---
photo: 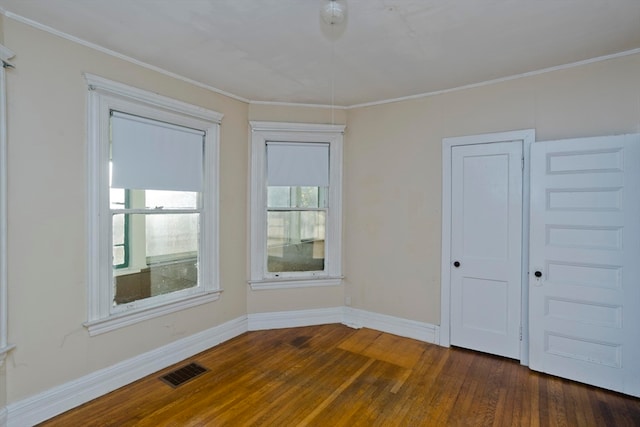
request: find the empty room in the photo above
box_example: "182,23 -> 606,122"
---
0,1 -> 638,425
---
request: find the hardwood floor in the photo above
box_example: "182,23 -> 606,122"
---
39,324 -> 640,426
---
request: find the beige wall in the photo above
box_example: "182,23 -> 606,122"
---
344,53 -> 640,325
3,12 -> 640,412
4,19 -> 248,402
248,103 -> 346,125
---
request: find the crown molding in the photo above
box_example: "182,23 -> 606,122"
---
1,10 -> 249,103
2,9 -> 640,110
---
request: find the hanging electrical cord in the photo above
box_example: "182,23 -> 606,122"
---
320,0 -> 347,125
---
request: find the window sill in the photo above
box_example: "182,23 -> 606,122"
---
249,276 -> 343,291
84,290 -> 222,336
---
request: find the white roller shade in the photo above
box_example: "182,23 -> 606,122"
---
111,111 -> 204,191
267,142 -> 329,187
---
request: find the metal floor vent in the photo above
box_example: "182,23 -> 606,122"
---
160,362 -> 208,388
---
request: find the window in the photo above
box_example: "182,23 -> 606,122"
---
249,122 -> 344,290
85,74 -> 223,335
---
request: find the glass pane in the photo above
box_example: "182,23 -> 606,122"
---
267,186 -> 326,208
146,213 -> 199,260
110,189 -> 198,210
114,259 -> 198,305
297,187 -> 321,208
145,190 -> 198,209
113,212 -> 199,305
267,187 -> 291,208
113,245 -> 125,266
267,210 -> 325,272
112,214 -> 125,245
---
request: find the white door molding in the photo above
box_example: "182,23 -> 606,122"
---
440,129 -> 534,364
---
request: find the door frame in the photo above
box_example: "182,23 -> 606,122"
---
440,129 -> 535,365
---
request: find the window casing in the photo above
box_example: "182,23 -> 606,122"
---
85,74 -> 222,335
0,45 -> 15,361
249,121 -> 344,290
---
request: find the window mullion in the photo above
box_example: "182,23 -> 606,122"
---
111,208 -> 201,215
266,207 -> 327,212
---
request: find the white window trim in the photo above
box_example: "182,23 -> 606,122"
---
0,44 -> 15,362
84,74 -> 223,336
249,121 -> 344,290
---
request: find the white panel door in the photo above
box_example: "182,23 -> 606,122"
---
450,141 -> 523,359
529,134 -> 640,397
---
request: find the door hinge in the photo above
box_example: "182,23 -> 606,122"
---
521,157 -> 525,170
519,326 -> 523,341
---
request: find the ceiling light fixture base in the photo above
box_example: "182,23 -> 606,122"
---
320,0 -> 347,26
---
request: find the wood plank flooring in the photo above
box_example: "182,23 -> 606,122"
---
39,324 -> 640,426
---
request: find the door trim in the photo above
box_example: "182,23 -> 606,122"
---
440,129 -> 534,364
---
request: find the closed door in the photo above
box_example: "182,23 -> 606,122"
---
450,141 -> 523,359
529,134 -> 640,397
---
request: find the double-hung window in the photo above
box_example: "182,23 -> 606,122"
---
85,75 -> 222,335
249,122 -> 344,289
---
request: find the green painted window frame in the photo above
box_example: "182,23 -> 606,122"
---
113,189 -> 130,269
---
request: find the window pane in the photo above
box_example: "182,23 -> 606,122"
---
297,187 -> 322,208
267,186 -> 326,208
113,245 -> 125,266
267,210 -> 325,272
113,212 -> 199,305
146,213 -> 199,260
267,187 -> 291,208
112,213 -> 128,268
112,214 -> 125,245
114,259 -> 198,305
145,190 -> 198,209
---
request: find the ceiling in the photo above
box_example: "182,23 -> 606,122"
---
1,0 -> 639,107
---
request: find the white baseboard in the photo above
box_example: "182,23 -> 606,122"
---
6,316 -> 248,427
343,307 -> 440,344
248,307 -> 344,330
248,306 -> 439,344
6,307 -> 439,426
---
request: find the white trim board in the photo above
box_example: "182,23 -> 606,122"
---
440,129 -> 534,366
6,317 -> 248,427
0,45 -> 14,364
6,308 -> 439,426
248,307 -> 345,331
248,307 -> 439,344
343,308 -> 439,344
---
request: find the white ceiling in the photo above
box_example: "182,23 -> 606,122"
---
1,0 -> 639,107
